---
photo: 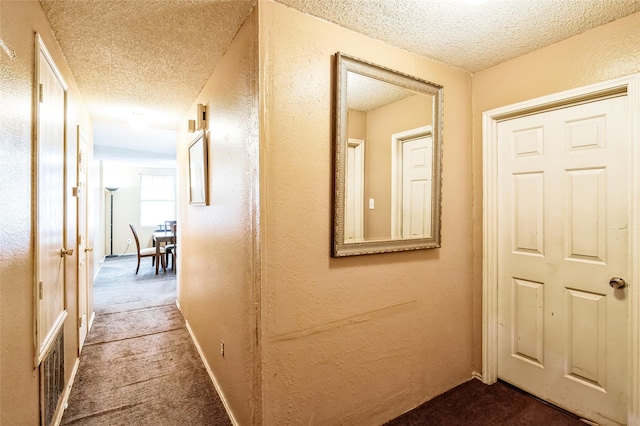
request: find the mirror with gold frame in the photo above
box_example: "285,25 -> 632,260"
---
333,53 -> 443,257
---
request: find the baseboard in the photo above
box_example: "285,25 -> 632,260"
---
181,313 -> 238,426
52,356 -> 80,426
471,371 -> 484,382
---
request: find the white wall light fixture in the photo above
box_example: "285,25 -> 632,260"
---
130,111 -> 147,131
0,7 -> 16,59
196,103 -> 207,130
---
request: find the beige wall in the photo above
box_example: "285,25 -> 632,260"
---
176,7 -> 259,426
347,109 -> 367,141
470,11 -> 640,372
259,2 -> 473,424
0,0 -> 92,424
102,163 -> 176,257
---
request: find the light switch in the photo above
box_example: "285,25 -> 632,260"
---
369,198 -> 375,209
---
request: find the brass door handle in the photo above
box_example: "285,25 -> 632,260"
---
85,247 -> 93,253
60,248 -> 74,257
609,277 -> 627,289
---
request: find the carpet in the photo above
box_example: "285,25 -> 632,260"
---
61,256 -> 231,426
92,255 -> 177,314
385,379 -> 585,426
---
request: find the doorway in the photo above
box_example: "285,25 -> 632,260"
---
391,125 -> 433,239
345,138 -> 364,242
35,33 -> 69,426
482,74 -> 640,425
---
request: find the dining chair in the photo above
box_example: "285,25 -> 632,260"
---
129,224 -> 165,274
165,223 -> 177,271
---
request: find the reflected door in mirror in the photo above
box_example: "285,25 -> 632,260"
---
345,138 -> 364,243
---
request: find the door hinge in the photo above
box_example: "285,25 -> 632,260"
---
38,281 -> 43,300
72,186 -> 79,197
39,84 -> 44,103
79,316 -> 83,327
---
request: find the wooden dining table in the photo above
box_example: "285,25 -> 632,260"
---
152,230 -> 175,274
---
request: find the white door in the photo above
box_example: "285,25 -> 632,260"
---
77,128 -> 89,351
497,95 -> 629,424
401,135 -> 432,238
36,36 -> 68,361
345,138 -> 364,242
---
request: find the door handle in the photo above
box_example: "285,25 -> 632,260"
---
609,277 -> 627,290
60,248 -> 74,257
85,247 -> 93,253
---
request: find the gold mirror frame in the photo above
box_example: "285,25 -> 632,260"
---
333,53 -> 443,257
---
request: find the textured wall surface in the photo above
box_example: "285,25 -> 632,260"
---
259,3 -> 473,424
0,4 -> 39,424
176,7 -> 259,426
0,1 -> 92,424
470,10 -> 640,376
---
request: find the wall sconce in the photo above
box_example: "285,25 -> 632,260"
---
0,8 -> 16,60
0,38 -> 15,60
187,104 -> 207,132
197,103 -> 207,130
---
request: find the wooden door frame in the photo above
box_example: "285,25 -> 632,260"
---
481,74 -> 640,423
77,125 -> 89,352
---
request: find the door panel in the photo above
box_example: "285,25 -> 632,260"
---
512,172 -> 544,254
36,43 -> 67,359
401,136 -> 432,238
512,278 -> 544,366
565,289 -> 606,389
497,96 -> 628,424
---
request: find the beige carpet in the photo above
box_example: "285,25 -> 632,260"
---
61,256 -> 231,426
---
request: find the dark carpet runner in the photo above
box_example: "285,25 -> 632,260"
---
386,378 -> 585,426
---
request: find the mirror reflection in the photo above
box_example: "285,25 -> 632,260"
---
333,53 -> 443,257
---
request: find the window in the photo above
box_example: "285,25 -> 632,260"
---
140,174 -> 175,227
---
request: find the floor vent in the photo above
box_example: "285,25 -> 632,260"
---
40,330 -> 65,426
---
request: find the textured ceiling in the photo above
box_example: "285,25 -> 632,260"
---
38,0 -> 640,159
39,0 -> 256,132
347,72 -> 417,112
277,0 -> 640,73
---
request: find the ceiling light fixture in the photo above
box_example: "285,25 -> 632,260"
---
130,111 -> 147,130
0,8 -> 16,59
0,38 -> 15,59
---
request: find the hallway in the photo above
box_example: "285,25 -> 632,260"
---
63,257 -> 588,426
61,256 -> 230,425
